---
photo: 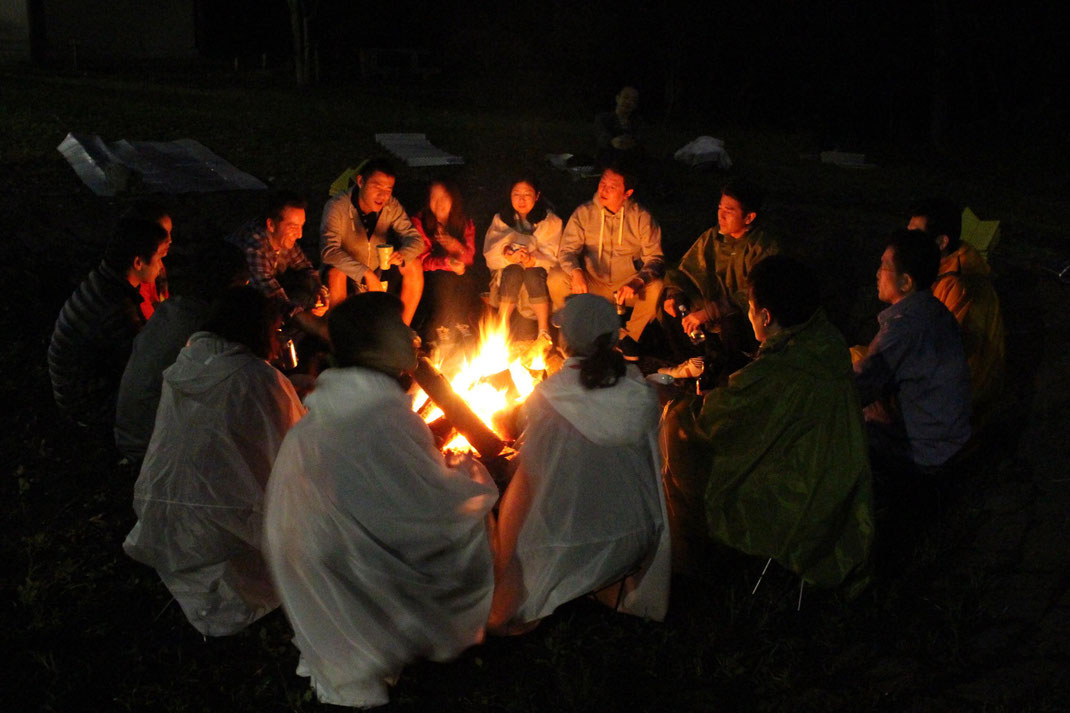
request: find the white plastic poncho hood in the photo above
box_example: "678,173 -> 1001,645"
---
264,367 -> 498,709
491,358 -> 670,627
123,332 -> 305,636
537,357 -> 659,444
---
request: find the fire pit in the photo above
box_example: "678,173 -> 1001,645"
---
411,318 -> 554,461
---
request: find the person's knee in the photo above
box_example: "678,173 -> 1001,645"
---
327,267 -> 351,305
501,263 -> 523,285
399,257 -> 424,290
637,278 -> 664,305
399,256 -> 424,277
546,267 -> 572,309
327,266 -> 346,286
523,267 -> 549,297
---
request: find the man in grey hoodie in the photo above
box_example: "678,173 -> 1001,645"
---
552,163 -> 665,341
320,158 -> 425,325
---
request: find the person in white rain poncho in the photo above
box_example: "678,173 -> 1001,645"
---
264,292 -> 498,709
489,293 -> 670,634
124,287 -> 305,636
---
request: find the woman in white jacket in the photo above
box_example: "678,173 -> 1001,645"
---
483,176 -> 563,342
489,294 -> 670,633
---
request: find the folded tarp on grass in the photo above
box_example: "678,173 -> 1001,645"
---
58,132 -> 267,196
374,132 -> 463,167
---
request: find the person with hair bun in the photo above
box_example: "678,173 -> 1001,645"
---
489,294 -> 669,634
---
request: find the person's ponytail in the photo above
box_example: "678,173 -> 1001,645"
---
578,333 -> 626,389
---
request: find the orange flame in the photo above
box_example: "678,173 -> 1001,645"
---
414,316 -> 547,453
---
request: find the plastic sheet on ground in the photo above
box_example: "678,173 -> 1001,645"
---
819,150 -> 877,169
674,136 -> 732,170
374,132 -> 464,167
57,132 -> 267,196
545,152 -> 599,179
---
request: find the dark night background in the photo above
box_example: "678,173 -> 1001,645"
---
4,2 -> 1070,711
12,0 -> 1070,147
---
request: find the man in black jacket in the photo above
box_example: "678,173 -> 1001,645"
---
48,217 -> 170,427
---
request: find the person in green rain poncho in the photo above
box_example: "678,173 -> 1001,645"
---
659,179 -> 779,378
662,255 -> 874,596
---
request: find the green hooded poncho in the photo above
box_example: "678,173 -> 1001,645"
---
665,224 -> 779,316
663,309 -> 875,597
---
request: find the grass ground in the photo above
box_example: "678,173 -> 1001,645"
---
3,66 -> 1070,712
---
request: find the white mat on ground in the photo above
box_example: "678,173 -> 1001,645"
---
58,132 -> 267,196
674,136 -> 732,170
374,133 -> 464,167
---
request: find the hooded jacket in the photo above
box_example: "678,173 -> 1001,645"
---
932,242 -> 1005,423
666,223 -> 779,316
123,332 -> 305,636
484,210 -> 563,274
492,359 -> 670,627
483,209 -> 564,312
664,310 -> 874,596
114,295 -> 209,462
559,195 -> 664,288
320,188 -> 422,283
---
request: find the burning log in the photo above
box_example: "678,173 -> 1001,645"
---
478,368 -> 519,401
414,356 -> 505,458
426,415 -> 456,450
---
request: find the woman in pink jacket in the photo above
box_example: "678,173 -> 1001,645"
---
411,178 -> 478,335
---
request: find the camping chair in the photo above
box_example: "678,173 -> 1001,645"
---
329,159 -> 369,197
751,558 -> 806,612
960,207 -> 1000,262
591,564 -> 643,612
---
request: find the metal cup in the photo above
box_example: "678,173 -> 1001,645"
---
376,244 -> 394,271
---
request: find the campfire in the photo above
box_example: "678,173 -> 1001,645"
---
411,317 -> 552,458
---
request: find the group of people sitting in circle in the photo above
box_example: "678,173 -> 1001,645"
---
47,146 -> 1005,706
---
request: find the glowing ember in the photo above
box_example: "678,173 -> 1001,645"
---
413,316 -> 548,453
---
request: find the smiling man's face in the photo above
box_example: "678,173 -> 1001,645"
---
356,171 -> 396,214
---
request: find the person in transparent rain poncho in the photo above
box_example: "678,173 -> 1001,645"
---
489,293 -> 670,634
124,287 -> 305,636
264,292 -> 498,708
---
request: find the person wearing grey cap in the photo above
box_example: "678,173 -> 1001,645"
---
489,294 -> 670,634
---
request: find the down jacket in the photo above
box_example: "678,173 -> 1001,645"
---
48,260 -> 146,426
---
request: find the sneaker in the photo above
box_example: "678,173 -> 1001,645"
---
657,357 -> 705,379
